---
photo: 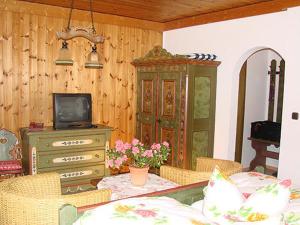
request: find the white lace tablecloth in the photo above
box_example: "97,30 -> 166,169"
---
97,173 -> 179,200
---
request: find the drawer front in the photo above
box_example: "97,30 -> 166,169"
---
37,134 -> 107,151
37,150 -> 105,168
61,179 -> 97,194
39,164 -> 105,182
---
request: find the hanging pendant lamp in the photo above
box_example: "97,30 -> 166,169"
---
55,40 -> 73,65
55,0 -> 104,68
85,44 -> 103,69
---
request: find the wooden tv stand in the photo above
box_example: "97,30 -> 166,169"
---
20,125 -> 112,194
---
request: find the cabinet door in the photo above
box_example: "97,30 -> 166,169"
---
136,72 -> 157,147
157,72 -> 181,166
188,66 -> 217,169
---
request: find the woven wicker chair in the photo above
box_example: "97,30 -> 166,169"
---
160,157 -> 242,185
0,172 -> 111,225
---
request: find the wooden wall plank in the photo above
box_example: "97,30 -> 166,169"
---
0,1 -> 162,143
12,12 -> 20,132
0,11 -> 3,128
3,11 -> 13,129
20,13 -> 30,128
29,14 -> 38,123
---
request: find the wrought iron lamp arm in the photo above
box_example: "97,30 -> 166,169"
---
56,0 -> 105,43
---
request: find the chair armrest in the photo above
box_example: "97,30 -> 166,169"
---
9,172 -> 62,196
0,190 -> 65,225
62,189 -> 111,207
160,165 -> 211,185
196,157 -> 243,176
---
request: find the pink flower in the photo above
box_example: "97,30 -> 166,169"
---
114,157 -> 123,168
134,209 -> 156,218
124,142 -> 132,150
107,159 -> 114,168
132,138 -> 139,146
162,141 -> 169,148
280,179 -> 292,188
115,140 -> 125,153
142,150 -> 153,158
132,146 -> 140,155
122,155 -> 128,161
242,192 -> 251,199
107,139 -> 170,169
155,143 -> 161,150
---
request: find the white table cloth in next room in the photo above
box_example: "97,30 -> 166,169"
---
97,173 -> 179,200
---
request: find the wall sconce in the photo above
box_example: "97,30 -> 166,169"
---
55,0 -> 104,68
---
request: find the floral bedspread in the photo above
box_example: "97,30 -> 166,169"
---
73,196 -> 214,225
74,172 -> 300,225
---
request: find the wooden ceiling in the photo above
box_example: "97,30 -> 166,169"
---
19,0 -> 300,30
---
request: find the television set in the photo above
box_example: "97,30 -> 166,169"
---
53,93 -> 92,129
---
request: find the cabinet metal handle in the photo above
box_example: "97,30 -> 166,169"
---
95,154 -> 100,158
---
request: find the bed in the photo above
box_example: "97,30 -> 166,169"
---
59,171 -> 300,225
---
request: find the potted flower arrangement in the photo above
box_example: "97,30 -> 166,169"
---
106,138 -> 170,186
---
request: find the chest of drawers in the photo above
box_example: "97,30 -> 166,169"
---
20,125 -> 112,194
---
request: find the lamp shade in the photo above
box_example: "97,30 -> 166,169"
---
55,41 -> 73,65
85,44 -> 103,69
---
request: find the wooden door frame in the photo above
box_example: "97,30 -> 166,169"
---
234,61 -> 247,162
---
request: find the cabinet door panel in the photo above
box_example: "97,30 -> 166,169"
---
157,72 -> 181,166
188,67 -> 217,169
140,122 -> 154,147
136,72 -> 157,146
192,131 -> 209,168
160,127 -> 176,166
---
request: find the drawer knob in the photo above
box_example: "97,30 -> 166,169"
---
95,154 -> 100,158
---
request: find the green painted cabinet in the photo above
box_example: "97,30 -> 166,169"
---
20,125 -> 112,194
132,46 -> 220,169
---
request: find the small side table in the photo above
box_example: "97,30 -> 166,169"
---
248,137 -> 279,171
97,173 -> 179,200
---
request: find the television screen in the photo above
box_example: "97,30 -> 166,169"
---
53,93 -> 92,129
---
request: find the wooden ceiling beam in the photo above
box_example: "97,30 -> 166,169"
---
164,0 -> 300,31
0,0 -> 164,32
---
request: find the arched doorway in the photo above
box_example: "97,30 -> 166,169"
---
234,48 -> 284,174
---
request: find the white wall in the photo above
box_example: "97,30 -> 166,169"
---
163,7 -> 300,184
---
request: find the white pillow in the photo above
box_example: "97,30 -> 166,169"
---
202,166 -> 291,224
238,179 -> 291,219
202,166 -> 245,221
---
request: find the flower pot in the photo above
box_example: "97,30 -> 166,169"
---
129,166 -> 149,186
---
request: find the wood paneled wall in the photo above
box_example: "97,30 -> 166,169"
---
0,0 -> 162,143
